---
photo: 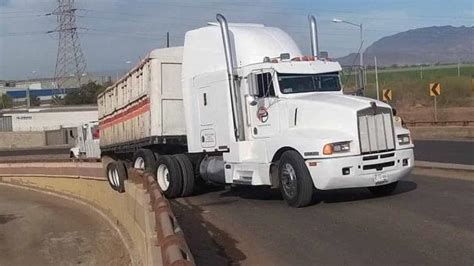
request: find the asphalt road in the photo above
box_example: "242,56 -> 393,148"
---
414,140 -> 474,165
0,185 -> 130,266
172,173 -> 474,266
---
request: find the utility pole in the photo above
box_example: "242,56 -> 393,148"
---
420,65 -> 423,79
458,62 -> 460,77
375,56 -> 380,101
51,0 -> 87,103
166,32 -> 170,48
26,70 -> 37,108
332,19 -> 364,92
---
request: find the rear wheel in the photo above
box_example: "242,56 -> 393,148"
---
155,155 -> 183,198
173,154 -> 195,197
106,162 -> 117,191
278,150 -> 314,208
368,181 -> 398,196
106,161 -> 127,193
133,149 -> 156,174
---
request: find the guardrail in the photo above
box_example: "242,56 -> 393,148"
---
129,169 -> 195,266
406,120 -> 474,127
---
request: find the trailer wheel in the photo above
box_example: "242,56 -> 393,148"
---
173,154 -> 195,197
114,160 -> 127,193
155,155 -> 183,198
368,181 -> 398,196
106,162 -> 118,191
278,150 -> 314,208
133,149 -> 156,173
106,161 -> 127,193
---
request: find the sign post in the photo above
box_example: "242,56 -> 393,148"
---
429,83 -> 441,122
375,56 -> 380,101
471,76 -> 474,93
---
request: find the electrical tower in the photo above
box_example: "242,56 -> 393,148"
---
52,0 -> 87,101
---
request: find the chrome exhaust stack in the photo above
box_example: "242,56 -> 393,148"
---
216,14 -> 236,76
308,15 -> 319,57
216,13 -> 244,141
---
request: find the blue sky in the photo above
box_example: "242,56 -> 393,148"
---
0,0 -> 473,80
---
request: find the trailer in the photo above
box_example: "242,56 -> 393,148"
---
99,14 -> 414,207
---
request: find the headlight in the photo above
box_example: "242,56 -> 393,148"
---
323,141 -> 351,155
397,134 -> 411,145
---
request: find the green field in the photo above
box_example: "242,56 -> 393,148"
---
341,64 -> 474,108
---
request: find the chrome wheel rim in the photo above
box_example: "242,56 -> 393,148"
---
134,157 -> 145,170
156,164 -> 170,191
281,163 -> 297,198
107,168 -> 114,186
113,168 -> 119,187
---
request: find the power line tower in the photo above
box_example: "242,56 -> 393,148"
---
51,0 -> 87,102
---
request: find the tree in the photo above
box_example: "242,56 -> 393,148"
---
64,81 -> 107,105
1,94 -> 13,109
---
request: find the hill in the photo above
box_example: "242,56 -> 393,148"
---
337,26 -> 474,66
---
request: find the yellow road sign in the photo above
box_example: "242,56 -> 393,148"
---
429,83 -> 441,96
382,89 -> 392,101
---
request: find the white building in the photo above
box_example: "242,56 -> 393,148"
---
0,105 -> 98,132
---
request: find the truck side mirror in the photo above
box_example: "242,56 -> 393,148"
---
248,73 -> 258,97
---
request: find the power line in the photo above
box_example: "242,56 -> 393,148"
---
79,3 -> 473,22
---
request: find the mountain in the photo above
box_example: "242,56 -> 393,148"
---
336,26 -> 474,66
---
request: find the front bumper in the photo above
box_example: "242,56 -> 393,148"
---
306,148 -> 414,190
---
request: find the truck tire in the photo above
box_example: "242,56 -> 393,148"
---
155,155 -> 183,198
368,181 -> 398,196
173,154 -> 195,197
278,150 -> 314,208
133,149 -> 156,174
106,161 -> 127,193
106,162 -> 118,191
114,160 -> 128,193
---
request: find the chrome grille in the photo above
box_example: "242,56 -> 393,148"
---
358,106 -> 395,154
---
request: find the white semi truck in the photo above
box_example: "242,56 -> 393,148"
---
98,14 -> 414,207
69,121 -> 101,159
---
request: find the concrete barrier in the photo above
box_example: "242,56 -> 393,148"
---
0,162 -> 194,265
0,131 -> 46,148
409,126 -> 474,140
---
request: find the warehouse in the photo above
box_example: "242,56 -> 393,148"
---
0,105 -> 98,132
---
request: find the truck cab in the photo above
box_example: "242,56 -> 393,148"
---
181,15 -> 414,207
70,121 -> 101,159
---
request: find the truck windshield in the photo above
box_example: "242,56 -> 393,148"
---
278,72 -> 341,94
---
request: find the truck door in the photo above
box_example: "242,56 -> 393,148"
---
247,71 -> 280,139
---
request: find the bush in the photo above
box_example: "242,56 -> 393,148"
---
1,94 -> 13,109
64,81 -> 107,105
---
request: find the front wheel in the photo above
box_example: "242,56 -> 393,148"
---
368,181 -> 398,196
278,150 -> 314,208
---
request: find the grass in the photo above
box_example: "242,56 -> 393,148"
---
341,64 -> 474,109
